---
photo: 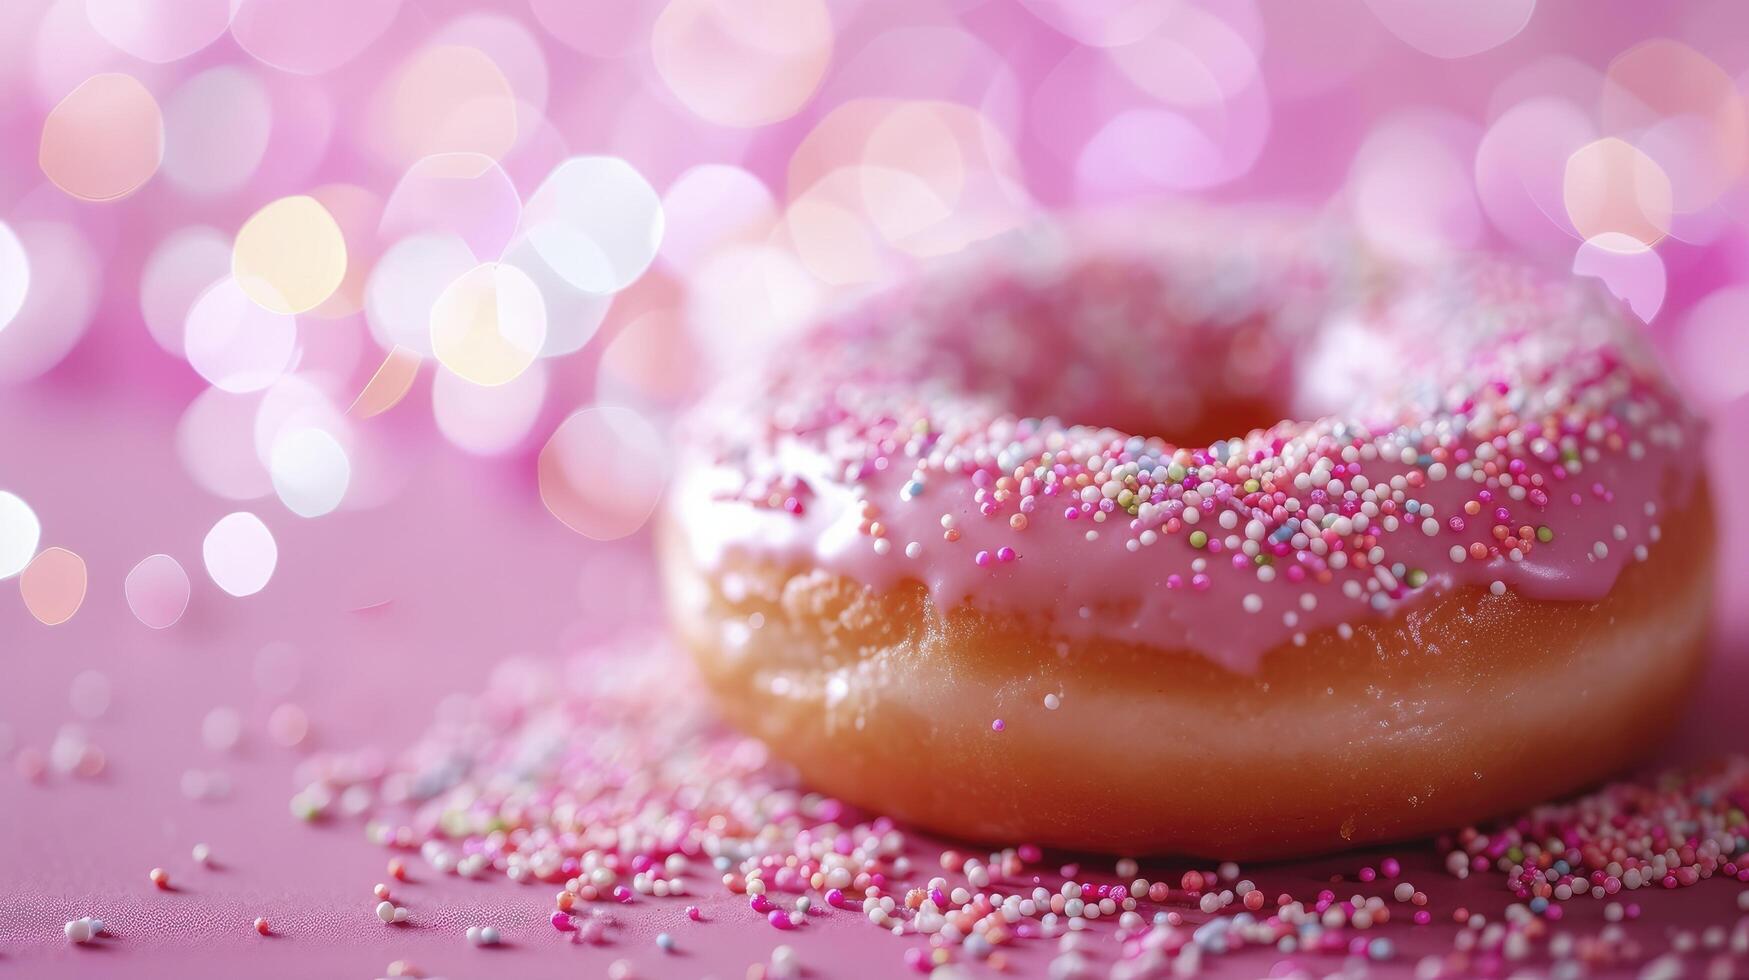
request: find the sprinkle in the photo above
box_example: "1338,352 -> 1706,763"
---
991,718 -> 1004,732
291,640 -> 1748,979
192,843 -> 212,866
254,917 -> 270,935
1043,693 -> 1061,710
655,932 -> 675,952
149,867 -> 170,889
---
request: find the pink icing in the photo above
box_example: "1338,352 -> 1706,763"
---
673,213 -> 1705,672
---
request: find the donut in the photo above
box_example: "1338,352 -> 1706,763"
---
659,212 -> 1712,858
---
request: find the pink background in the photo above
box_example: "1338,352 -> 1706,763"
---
4,0 -> 1749,976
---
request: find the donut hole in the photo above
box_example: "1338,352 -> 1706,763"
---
1107,389 -> 1295,450
944,287 -> 1308,447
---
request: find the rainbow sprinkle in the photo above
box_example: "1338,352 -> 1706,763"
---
290,641 -> 1749,976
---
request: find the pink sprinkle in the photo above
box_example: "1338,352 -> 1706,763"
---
767,910 -> 794,930
974,550 -> 991,567
686,906 -> 702,921
995,546 -> 1016,562
613,885 -> 633,904
825,888 -> 846,908
991,719 -> 1004,732
551,911 -> 576,932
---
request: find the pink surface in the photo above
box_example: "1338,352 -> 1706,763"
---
5,0 -> 1749,976
3,379 -> 1748,978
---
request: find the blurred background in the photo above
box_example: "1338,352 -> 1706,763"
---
4,0 -> 1749,632
4,0 -> 1749,972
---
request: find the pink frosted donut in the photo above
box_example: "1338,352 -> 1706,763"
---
659,212 -> 1712,857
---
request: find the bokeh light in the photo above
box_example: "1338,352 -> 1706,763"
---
20,547 -> 87,626
370,44 -> 517,168
0,490 -> 42,580
380,153 -> 522,264
432,14 -> 549,112
1362,0 -> 1534,59
253,377 -> 351,481
1018,0 -> 1182,48
308,184 -> 385,320
787,99 -> 1030,265
0,222 -> 98,386
524,156 -> 665,295
658,164 -> 777,276
538,407 -> 669,541
652,0 -> 833,128
529,0 -> 660,59
597,307 -> 704,415
1350,112 -> 1484,259
232,196 -> 349,315
1475,98 -> 1596,252
39,72 -> 163,201
1601,39 -> 1747,214
177,387 -> 272,500
500,236 -> 613,358
366,234 -> 476,356
0,221 -> 26,332
141,226 -> 231,355
1563,137 -> 1674,250
85,0 -> 231,63
184,278 -> 297,393
1573,233 -> 1666,322
269,427 -> 351,518
433,360 -> 548,455
349,347 -> 421,419
202,512 -> 278,597
162,67 -> 272,198
229,0 -> 403,75
125,554 -> 191,629
1670,285 -> 1749,408
428,262 -> 547,387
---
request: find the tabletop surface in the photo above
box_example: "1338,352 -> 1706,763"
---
5,375 -> 1748,980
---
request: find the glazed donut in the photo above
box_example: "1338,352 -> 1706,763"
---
659,212 -> 1712,858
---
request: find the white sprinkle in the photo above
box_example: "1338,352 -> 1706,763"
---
1242,594 -> 1262,614
65,918 -> 94,944
192,843 -> 212,866
1490,580 -> 1506,596
377,900 -> 397,924
904,542 -> 921,559
1043,693 -> 1061,711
